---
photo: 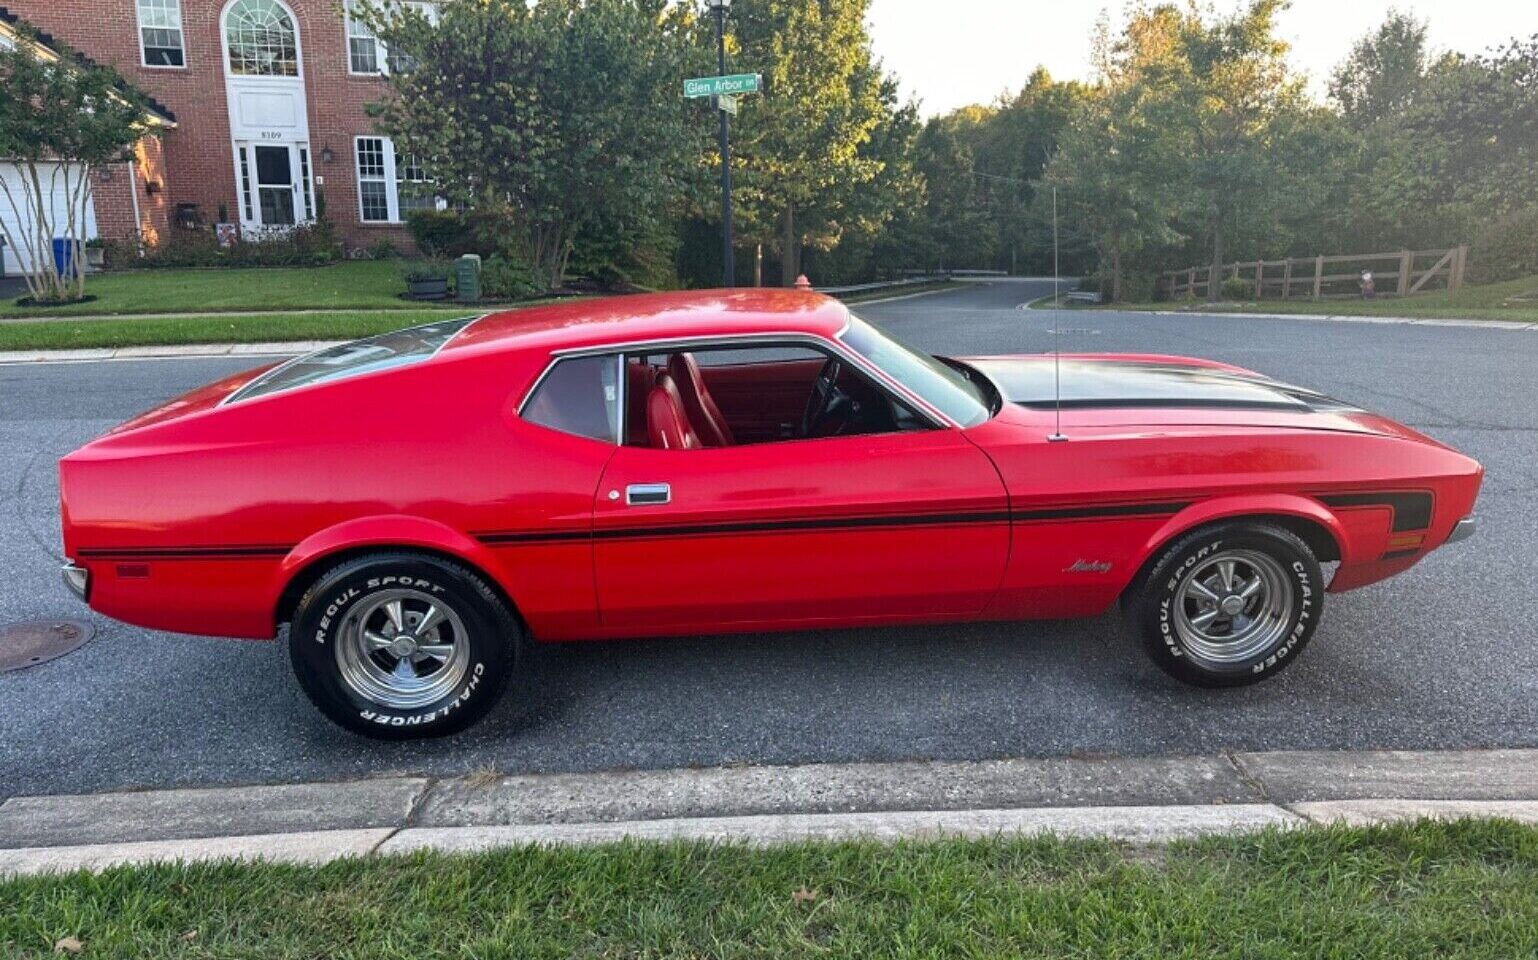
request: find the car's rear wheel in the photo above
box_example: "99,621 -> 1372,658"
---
288,553 -> 521,739
1127,522 -> 1323,687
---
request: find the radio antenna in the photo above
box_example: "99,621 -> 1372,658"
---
1048,186 -> 1067,442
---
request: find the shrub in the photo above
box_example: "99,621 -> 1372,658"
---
481,254 -> 541,299
405,210 -> 471,258
119,221 -> 343,269
366,238 -> 399,261
1469,207 -> 1538,284
400,258 -> 453,283
1219,276 -> 1252,300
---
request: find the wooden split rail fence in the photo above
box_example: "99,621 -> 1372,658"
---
1162,246 -> 1469,302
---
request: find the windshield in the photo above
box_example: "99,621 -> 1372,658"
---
225,317 -> 479,404
840,315 -> 990,427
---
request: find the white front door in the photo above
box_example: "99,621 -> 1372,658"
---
235,142 -> 313,230
221,0 -> 312,233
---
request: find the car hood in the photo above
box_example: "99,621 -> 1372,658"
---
960,354 -> 1435,442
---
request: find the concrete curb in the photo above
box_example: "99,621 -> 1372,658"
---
0,340 -> 338,365
3,747 -> 1538,876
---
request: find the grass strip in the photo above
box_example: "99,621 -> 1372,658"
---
1108,273 -> 1538,323
0,309 -> 479,351
0,262 -> 430,318
3,820 -> 1537,958
836,280 -> 967,304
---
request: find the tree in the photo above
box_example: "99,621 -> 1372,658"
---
723,0 -> 897,285
1041,67 -> 1181,300
362,0 -> 698,288
1102,1 -> 1307,298
0,24 -> 149,303
1329,9 -> 1432,129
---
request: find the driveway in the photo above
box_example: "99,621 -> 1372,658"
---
1,279 -> 1533,798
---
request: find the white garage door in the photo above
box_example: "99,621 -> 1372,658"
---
0,162 -> 99,276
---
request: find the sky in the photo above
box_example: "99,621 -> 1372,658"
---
867,0 -> 1536,116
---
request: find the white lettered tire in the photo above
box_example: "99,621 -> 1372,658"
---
1128,522 -> 1323,687
289,553 -> 521,738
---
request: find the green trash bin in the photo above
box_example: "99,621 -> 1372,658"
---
455,254 -> 482,302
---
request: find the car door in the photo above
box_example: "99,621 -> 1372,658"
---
591,389 -> 1010,633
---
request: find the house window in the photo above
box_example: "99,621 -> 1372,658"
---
137,0 -> 185,67
355,137 -> 391,222
225,0 -> 299,77
346,1 -> 436,76
355,136 -> 439,223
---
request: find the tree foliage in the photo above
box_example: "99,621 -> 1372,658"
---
361,0 -> 699,288
722,0 -> 900,284
0,25 -> 149,302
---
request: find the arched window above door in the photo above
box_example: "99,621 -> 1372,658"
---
225,0 -> 299,76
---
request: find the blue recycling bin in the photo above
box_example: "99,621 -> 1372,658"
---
52,238 -> 80,277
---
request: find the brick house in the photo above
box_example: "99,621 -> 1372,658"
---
0,0 -> 429,267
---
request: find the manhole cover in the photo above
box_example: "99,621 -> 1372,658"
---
0,620 -> 94,672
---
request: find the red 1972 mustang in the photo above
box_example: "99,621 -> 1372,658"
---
59,291 -> 1481,738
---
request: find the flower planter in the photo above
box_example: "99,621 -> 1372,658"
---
406,277 -> 450,301
84,246 -> 106,272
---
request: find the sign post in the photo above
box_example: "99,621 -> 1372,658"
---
688,4 -> 760,288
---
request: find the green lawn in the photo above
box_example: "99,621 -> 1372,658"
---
1108,273 -> 1538,323
4,821 -> 1537,958
1,262 -> 423,318
0,309 -> 482,351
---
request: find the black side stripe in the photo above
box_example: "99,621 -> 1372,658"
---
76,545 -> 293,560
474,501 -> 1191,546
1381,548 -> 1421,561
1317,491 -> 1433,532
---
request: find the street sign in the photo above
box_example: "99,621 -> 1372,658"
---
717,94 -> 738,116
684,73 -> 761,98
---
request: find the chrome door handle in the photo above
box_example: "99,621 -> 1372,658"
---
626,483 -> 670,506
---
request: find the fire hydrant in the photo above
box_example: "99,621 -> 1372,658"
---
794,274 -> 812,290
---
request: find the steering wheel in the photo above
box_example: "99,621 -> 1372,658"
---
801,357 -> 858,437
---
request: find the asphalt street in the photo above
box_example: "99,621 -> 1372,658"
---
2,279 -> 1534,798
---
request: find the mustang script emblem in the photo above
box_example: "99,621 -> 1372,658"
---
1064,559 -> 1113,574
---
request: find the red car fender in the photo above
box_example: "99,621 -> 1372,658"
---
273,515 -> 511,621
1134,493 -> 1351,578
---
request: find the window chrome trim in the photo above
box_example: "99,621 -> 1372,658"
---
519,331 -> 958,434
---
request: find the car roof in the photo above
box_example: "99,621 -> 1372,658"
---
442,289 -> 850,358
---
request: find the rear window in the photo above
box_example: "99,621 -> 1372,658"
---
224,317 -> 478,404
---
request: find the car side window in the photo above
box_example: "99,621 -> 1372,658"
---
522,354 -> 620,443
624,342 -> 931,449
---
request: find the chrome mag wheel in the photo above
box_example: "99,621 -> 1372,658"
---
1172,549 -> 1295,665
334,588 -> 471,710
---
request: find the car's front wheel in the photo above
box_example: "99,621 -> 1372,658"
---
1127,521 -> 1324,687
288,552 -> 521,738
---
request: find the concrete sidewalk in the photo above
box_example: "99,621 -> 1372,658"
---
4,747 -> 1537,876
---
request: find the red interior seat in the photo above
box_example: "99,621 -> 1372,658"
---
667,352 -> 734,447
646,374 -> 701,450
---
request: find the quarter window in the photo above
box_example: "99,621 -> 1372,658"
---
523,356 -> 621,443
137,0 -> 185,67
355,136 -> 439,223
225,0 -> 299,77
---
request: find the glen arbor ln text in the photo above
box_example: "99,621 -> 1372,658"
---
683,73 -> 762,98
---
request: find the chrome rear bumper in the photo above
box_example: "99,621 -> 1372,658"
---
1446,517 -> 1477,545
61,562 -> 89,601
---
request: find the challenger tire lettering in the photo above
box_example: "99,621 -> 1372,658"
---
359,662 -> 486,726
1137,524 -> 1323,688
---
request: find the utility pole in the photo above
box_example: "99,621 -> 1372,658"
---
710,0 -> 734,288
